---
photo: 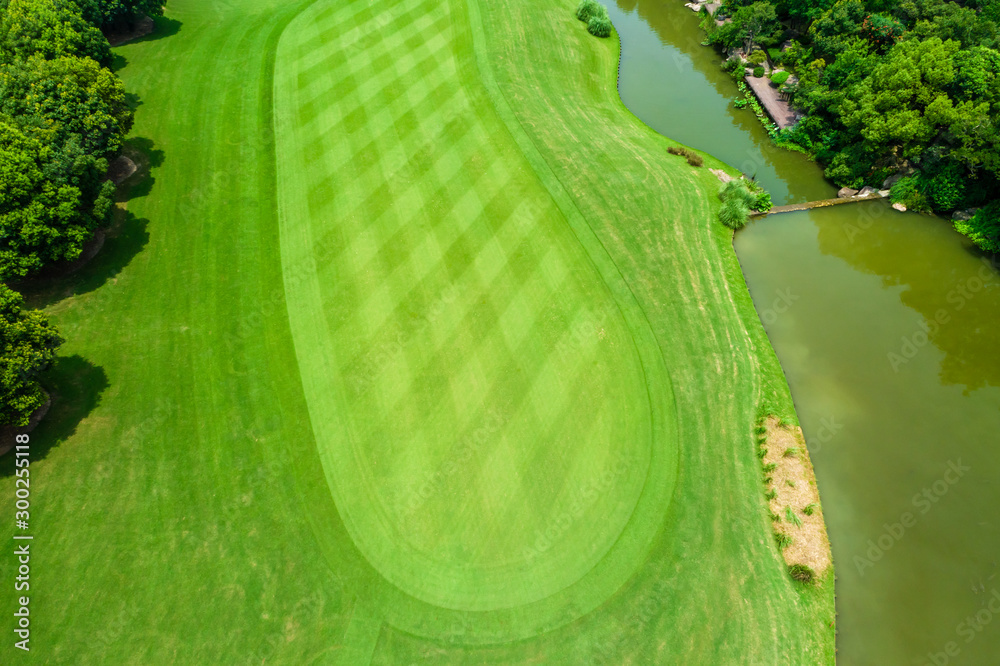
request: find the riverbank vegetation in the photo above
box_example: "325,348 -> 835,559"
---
704,0 -> 1000,252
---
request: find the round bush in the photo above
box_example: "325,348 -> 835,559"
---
587,15 -> 612,38
747,49 -> 767,66
752,66 -> 765,78
788,563 -> 815,584
576,0 -> 603,22
718,198 -> 750,230
770,70 -> 790,86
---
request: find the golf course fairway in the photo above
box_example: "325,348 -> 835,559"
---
0,0 -> 834,662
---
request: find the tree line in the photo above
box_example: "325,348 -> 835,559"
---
707,0 -> 1000,252
0,0 -> 164,428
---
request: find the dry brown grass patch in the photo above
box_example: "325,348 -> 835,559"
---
762,416 -> 831,578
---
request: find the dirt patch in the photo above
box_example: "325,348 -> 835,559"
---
106,15 -> 155,47
0,393 -> 51,457
710,168 -> 734,183
762,416 -> 831,576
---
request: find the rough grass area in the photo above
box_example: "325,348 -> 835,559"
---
0,0 -> 833,662
759,416 -> 832,578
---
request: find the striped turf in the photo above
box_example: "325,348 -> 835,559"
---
0,0 -> 834,662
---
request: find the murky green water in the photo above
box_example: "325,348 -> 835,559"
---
611,1 -> 1000,663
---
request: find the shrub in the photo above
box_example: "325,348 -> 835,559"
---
785,506 -> 802,527
783,447 -> 799,457
667,145 -> 703,167
587,15 -> 612,38
751,190 -> 772,212
575,0 -> 602,21
722,56 -> 743,73
747,49 -> 767,66
752,66 -> 765,78
774,532 -> 792,549
802,503 -> 818,516
925,165 -> 966,211
734,97 -> 748,109
770,70 -> 790,86
756,447 -> 768,459
719,179 -> 755,206
788,563 -> 816,583
764,489 -> 777,500
955,201 -> 1000,253
890,175 -> 931,212
718,198 -> 750,229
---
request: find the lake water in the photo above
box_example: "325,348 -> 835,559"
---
609,1 -> 1000,663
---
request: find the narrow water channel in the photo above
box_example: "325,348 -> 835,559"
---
608,1 -> 1000,663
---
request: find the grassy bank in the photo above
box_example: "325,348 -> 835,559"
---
1,0 -> 832,662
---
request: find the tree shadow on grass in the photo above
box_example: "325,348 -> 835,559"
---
19,211 -> 150,310
0,355 -> 108,477
128,16 -> 183,45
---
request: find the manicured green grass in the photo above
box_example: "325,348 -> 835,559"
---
1,0 -> 833,663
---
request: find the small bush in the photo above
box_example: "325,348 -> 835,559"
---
718,198 -> 750,229
770,511 -> 781,522
783,447 -> 799,458
751,190 -> 772,212
752,66 -> 765,78
747,49 -> 767,66
762,462 -> 778,473
955,201 -> 1000,253
756,447 -> 768,459
785,479 -> 795,488
753,425 -> 766,435
775,532 -> 792,549
588,15 -> 612,38
802,503 -> 818,516
667,145 -> 703,167
788,563 -> 815,583
722,56 -> 743,73
764,489 -> 777,500
770,70 -> 790,86
576,0 -> 603,21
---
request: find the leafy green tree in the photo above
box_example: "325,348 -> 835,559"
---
0,117 -> 113,278
0,284 -> 63,427
0,0 -> 111,67
0,55 -> 133,158
810,0 -> 867,58
74,0 -> 166,30
712,2 -> 781,53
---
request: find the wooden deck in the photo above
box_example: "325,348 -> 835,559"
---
745,75 -> 801,130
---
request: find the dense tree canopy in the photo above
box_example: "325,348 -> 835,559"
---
0,55 -> 133,158
0,0 -> 112,67
0,283 -> 63,427
0,117 -> 113,278
74,0 -> 166,30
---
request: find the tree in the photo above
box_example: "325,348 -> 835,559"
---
0,117 -> 113,278
712,2 -> 780,53
0,0 -> 112,67
0,55 -> 133,158
0,284 -> 63,427
74,0 -> 166,30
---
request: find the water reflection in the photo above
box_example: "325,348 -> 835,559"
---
813,201 -> 1000,391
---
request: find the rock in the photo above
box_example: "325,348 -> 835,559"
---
106,156 -> 137,185
878,190 -> 891,198
838,187 -> 859,199
892,203 -> 907,212
857,186 -> 877,197
952,208 -> 979,222
882,174 -> 902,190
685,3 -> 701,11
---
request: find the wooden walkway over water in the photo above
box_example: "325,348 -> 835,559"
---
751,192 -> 886,217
